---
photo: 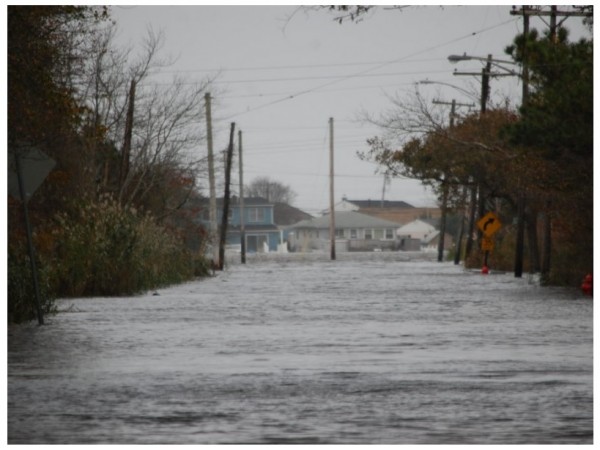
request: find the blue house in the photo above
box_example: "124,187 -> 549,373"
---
205,197 -> 282,253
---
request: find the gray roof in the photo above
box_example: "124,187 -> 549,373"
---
347,199 -> 414,209
288,211 -> 400,230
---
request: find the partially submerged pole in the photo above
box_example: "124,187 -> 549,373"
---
15,152 -> 44,325
205,93 -> 219,266
329,117 -> 336,261
218,122 -> 236,270
238,129 -> 246,264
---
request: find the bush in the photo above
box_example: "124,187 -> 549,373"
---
50,195 -> 208,297
7,246 -> 56,324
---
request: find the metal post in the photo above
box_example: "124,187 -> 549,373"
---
15,152 -> 44,325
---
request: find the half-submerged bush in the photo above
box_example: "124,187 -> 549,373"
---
7,248 -> 56,324
50,195 -> 206,297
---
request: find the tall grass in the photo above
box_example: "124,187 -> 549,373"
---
8,195 -> 210,323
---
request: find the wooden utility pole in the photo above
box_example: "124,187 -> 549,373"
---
238,129 -> 246,264
432,98 -> 474,263
514,9 -> 529,278
508,6 -> 591,280
454,187 -> 468,265
453,55 -> 493,267
204,93 -> 218,266
218,122 -> 236,270
119,79 -> 136,199
329,117 -> 336,261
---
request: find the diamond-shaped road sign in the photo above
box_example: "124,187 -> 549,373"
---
8,146 -> 56,202
477,212 -> 502,237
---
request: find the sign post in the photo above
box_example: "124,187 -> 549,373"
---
8,146 -> 55,325
477,212 -> 502,273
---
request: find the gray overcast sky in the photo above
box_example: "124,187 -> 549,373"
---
110,4 -> 589,215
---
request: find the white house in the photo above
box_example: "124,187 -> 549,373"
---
396,219 -> 453,253
396,219 -> 437,241
287,211 -> 400,252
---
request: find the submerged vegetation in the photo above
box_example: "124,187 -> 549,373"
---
8,6 -> 212,322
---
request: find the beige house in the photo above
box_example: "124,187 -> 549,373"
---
286,211 -> 401,252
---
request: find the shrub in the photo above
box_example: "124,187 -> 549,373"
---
7,245 -> 56,324
50,195 -> 208,297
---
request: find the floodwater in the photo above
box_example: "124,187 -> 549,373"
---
7,253 -> 593,444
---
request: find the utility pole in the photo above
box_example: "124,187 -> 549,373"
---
452,54 -> 496,270
480,55 -> 492,113
218,122 -> 235,270
454,187 -> 468,265
14,152 -> 44,325
514,8 -> 529,278
329,117 -> 336,261
204,93 -> 218,267
508,6 -> 592,280
432,98 -> 474,263
238,129 -> 246,264
119,78 -> 136,201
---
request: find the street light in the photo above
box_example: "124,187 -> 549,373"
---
448,52 -> 516,65
448,53 -> 519,76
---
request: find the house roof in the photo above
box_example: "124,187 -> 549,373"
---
273,202 -> 312,226
397,219 -> 437,233
217,196 -> 271,207
288,211 -> 401,230
347,199 -> 415,209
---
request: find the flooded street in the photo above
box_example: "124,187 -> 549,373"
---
8,254 -> 593,444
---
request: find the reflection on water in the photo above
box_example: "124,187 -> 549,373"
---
8,256 -> 593,444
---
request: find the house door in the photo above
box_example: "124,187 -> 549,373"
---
247,234 -> 268,253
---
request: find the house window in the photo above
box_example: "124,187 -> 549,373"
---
385,229 -> 394,240
248,207 -> 264,223
350,229 -> 357,239
374,229 -> 384,240
335,229 -> 344,238
365,229 -> 373,240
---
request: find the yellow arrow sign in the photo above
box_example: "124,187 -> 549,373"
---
481,236 -> 495,252
477,212 -> 502,237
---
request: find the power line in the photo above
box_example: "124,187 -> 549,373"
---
149,56 -> 445,74
142,68 -> 452,87
221,17 -> 520,120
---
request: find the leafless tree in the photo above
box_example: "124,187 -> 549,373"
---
245,176 -> 297,205
77,22 -> 216,217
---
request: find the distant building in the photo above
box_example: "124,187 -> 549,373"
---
201,197 -> 312,253
323,196 -> 441,225
397,219 -> 453,252
286,211 -> 400,252
273,202 -> 313,227
201,197 -> 278,253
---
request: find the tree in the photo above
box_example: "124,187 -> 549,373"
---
245,177 -> 297,204
7,6 -> 214,322
360,85 -> 527,268
76,23 -> 214,218
504,23 -> 593,285
296,5 -> 410,24
8,6 -> 107,150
